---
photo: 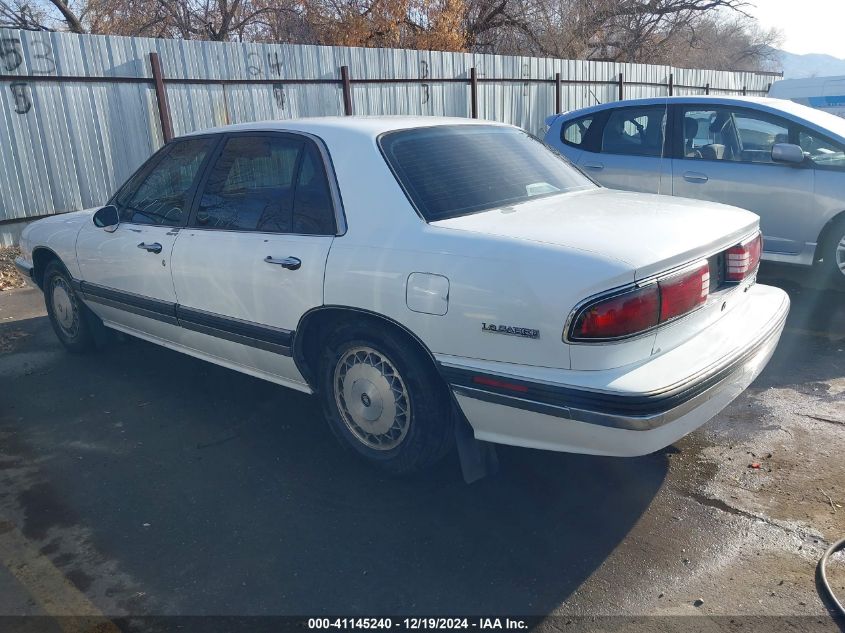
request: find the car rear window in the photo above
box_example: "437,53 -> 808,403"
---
379,125 -> 595,221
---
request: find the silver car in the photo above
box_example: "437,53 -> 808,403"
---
544,96 -> 845,285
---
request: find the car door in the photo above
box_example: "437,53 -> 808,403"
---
795,126 -> 845,260
671,105 -> 814,256
76,136 -> 218,338
573,103 -> 671,194
170,132 -> 340,388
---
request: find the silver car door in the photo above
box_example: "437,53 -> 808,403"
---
671,105 -> 814,258
576,102 -> 671,194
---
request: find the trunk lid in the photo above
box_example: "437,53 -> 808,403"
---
433,188 -> 759,279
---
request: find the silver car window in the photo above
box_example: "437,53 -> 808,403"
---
562,116 -> 594,147
601,107 -> 666,157
798,129 -> 845,170
682,107 -> 789,164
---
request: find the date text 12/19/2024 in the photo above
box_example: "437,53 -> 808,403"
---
307,618 -> 529,630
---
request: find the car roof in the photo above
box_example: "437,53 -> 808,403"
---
182,116 -> 510,140
557,95 -> 777,116
553,95 -> 845,141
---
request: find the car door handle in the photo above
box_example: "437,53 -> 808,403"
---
265,256 -> 301,270
582,162 -> 604,171
137,242 -> 162,254
683,171 -> 709,183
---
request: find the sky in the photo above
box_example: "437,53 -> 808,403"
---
748,0 -> 845,59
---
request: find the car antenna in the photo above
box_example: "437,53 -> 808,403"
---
658,97 -> 668,195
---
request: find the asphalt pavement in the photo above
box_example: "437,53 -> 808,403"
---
0,262 -> 843,632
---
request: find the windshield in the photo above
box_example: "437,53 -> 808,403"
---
771,97 -> 845,140
379,125 -> 595,222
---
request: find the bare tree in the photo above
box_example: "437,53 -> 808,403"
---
0,0 -> 783,72
0,0 -> 51,30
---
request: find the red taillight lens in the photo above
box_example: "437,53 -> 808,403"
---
658,263 -> 710,322
573,285 -> 659,340
570,261 -> 711,341
726,233 -> 762,282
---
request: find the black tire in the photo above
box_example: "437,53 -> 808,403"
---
43,261 -> 95,353
318,322 -> 453,474
818,218 -> 845,288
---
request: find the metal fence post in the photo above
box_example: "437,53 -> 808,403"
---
668,73 -> 673,96
149,52 -> 173,143
340,65 -> 353,115
618,73 -> 624,101
555,72 -> 562,113
470,67 -> 478,118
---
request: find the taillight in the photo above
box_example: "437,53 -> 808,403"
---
726,233 -> 762,282
659,263 -> 709,322
572,284 -> 660,340
569,261 -> 710,341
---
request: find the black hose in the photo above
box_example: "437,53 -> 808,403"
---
819,536 -> 845,617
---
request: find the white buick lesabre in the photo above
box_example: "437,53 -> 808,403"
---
15,117 -> 789,474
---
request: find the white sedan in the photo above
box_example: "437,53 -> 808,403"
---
15,117 -> 789,474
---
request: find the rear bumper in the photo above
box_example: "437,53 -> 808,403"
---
440,284 -> 789,456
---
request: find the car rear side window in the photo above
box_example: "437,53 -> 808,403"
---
115,137 -> 214,226
562,116 -> 593,147
379,125 -> 594,222
601,107 -> 666,157
192,135 -> 336,235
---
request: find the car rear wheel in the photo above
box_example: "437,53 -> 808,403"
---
318,323 -> 453,474
819,218 -> 845,288
43,261 -> 95,353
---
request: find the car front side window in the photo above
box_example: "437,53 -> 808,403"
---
681,109 -> 733,160
732,112 -> 790,163
682,107 -> 790,164
798,129 -> 845,170
115,137 -> 214,226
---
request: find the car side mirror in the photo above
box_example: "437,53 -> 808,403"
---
93,205 -> 119,232
771,143 -> 805,165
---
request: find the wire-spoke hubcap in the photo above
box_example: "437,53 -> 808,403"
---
51,277 -> 79,338
334,346 -> 410,451
836,235 -> 845,276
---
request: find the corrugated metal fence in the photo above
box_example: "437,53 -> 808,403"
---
0,28 -> 779,244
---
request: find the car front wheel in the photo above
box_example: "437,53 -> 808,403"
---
318,323 -> 453,474
43,261 -> 95,353
819,218 -> 845,288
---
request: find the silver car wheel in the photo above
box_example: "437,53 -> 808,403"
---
334,346 -> 411,451
51,276 -> 79,338
836,233 -> 845,276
